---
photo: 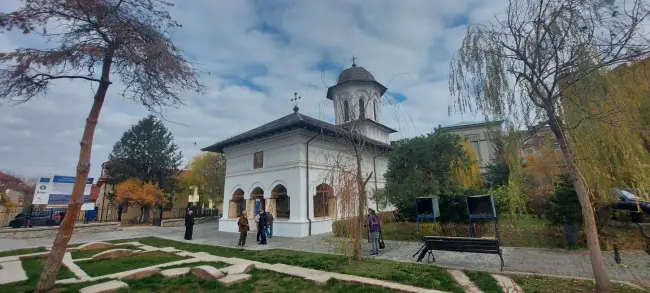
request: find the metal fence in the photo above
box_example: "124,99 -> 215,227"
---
0,206 -> 120,228
163,208 -> 219,220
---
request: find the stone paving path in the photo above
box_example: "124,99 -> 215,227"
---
1,222 -> 649,287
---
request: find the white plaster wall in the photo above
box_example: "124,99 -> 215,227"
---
356,121 -> 390,144
447,126 -> 502,172
219,129 -> 393,237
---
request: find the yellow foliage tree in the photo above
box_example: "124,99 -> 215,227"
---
455,140 -> 483,189
179,152 -> 226,207
115,178 -> 167,223
564,59 -> 650,204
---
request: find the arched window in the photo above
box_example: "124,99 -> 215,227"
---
373,99 -> 378,120
313,183 -> 334,218
231,189 -> 245,218
343,100 -> 350,122
251,187 -> 265,213
359,98 -> 365,119
272,184 -> 289,219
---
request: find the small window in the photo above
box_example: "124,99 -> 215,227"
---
254,151 -> 264,169
359,98 -> 365,119
373,100 -> 378,120
343,100 -> 350,121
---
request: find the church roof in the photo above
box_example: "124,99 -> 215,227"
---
201,112 -> 394,153
326,64 -> 387,100
440,120 -> 504,131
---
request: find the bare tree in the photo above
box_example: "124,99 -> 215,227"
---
448,0 -> 650,291
318,93 -> 391,261
0,1 -> 204,291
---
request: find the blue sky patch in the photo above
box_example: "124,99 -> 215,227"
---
387,92 -> 408,103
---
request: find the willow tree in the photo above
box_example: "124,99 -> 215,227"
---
0,1 -> 204,291
448,0 -> 650,291
564,60 -> 650,203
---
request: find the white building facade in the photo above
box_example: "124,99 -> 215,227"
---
203,63 -> 395,237
440,121 -> 504,173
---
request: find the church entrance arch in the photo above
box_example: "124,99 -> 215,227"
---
229,188 -> 245,218
314,183 -> 336,218
271,184 -> 289,219
250,187 -> 265,215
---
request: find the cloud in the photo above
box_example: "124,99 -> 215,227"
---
0,0 -> 509,179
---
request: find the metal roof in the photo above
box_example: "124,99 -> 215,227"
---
201,112 -> 394,153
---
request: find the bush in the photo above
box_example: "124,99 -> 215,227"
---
331,219 -> 646,251
546,174 -> 583,226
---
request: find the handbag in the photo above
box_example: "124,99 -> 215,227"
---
379,231 -> 386,249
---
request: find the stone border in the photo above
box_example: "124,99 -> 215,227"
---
160,217 -> 218,227
0,223 -> 120,239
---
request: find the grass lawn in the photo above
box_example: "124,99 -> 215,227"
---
511,275 -> 647,293
76,251 -> 186,277
117,269 -> 392,293
0,247 -> 46,258
162,261 -> 229,270
70,245 -> 137,259
113,237 -> 465,293
1,257 -> 76,293
464,271 -> 501,293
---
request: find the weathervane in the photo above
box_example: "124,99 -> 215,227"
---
351,56 -> 357,67
291,92 -> 301,112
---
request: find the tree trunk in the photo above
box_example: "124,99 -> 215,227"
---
34,59 -> 112,293
547,117 -> 613,292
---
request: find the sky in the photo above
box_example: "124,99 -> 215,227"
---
0,0 -> 508,180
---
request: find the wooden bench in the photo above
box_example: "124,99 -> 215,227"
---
637,223 -> 650,256
418,236 -> 505,271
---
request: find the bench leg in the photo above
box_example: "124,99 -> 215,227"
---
498,250 -> 505,271
428,251 -> 435,264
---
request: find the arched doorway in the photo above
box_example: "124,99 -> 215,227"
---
314,183 -> 335,218
229,188 -> 245,218
272,184 -> 289,219
251,187 -> 265,214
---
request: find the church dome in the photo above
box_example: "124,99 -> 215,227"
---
336,65 -> 376,85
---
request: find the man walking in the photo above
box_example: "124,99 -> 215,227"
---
255,211 -> 261,243
184,209 -> 195,240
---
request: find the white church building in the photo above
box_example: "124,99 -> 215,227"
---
202,62 -> 396,237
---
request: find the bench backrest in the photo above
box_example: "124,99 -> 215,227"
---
424,236 -> 500,254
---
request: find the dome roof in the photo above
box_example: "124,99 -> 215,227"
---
336,65 -> 376,85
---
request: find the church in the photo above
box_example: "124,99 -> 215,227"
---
202,62 -> 396,237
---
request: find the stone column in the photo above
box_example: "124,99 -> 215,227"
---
266,198 -> 277,218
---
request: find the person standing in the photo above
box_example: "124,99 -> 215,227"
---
237,211 -> 249,247
184,209 -> 195,240
367,209 -> 381,256
266,211 -> 274,238
259,209 -> 268,245
255,211 -> 261,243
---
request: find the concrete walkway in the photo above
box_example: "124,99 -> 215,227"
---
1,222 -> 649,287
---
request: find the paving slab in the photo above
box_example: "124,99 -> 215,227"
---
491,274 -> 523,293
0,256 -> 20,263
161,267 -> 191,278
448,270 -> 483,293
92,249 -> 133,260
218,273 -> 252,286
220,263 -> 254,275
119,267 -> 161,280
305,274 -> 331,285
62,252 -> 90,280
159,247 -> 181,253
191,265 -> 225,280
76,242 -> 114,251
79,280 -> 129,293
0,260 -> 28,284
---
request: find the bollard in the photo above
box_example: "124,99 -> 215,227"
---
613,244 -> 621,264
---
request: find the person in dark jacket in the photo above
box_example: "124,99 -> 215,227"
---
266,211 -> 274,238
258,209 -> 268,245
184,209 -> 195,240
237,211 -> 249,247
